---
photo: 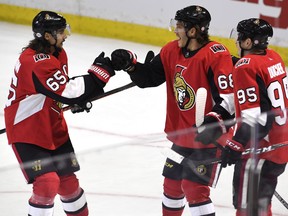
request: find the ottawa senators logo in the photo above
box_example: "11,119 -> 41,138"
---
173,72 -> 195,110
195,164 -> 207,175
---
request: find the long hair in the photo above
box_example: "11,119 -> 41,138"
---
22,37 -> 51,54
194,25 -> 210,45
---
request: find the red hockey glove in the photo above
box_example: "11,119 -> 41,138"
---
88,52 -> 115,85
111,49 -> 137,72
195,112 -> 227,145
221,139 -> 244,168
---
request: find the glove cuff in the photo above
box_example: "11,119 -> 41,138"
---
88,64 -> 111,83
226,139 -> 244,152
124,51 -> 137,72
128,51 -> 137,64
206,112 -> 227,133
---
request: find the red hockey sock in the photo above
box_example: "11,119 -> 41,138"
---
59,174 -> 88,216
28,172 -> 60,216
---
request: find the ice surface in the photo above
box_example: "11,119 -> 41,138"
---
0,21 -> 287,216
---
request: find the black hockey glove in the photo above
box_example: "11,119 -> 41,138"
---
111,49 -> 137,72
195,112 -> 227,145
221,139 -> 244,168
144,50 -> 155,64
88,52 -> 115,85
70,101 -> 93,114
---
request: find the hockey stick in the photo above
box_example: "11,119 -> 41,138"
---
195,87 -> 207,128
162,142 -> 288,170
62,82 -> 136,111
161,142 -> 288,210
0,128 -> 6,134
160,87 -> 220,183
242,143 -> 288,155
161,147 -> 219,167
193,87 -> 288,210
162,143 -> 288,165
160,147 -> 220,184
195,87 -> 224,150
0,82 -> 136,135
273,190 -> 288,209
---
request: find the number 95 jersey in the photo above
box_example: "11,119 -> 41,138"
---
233,49 -> 288,163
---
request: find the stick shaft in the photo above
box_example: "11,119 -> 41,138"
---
63,82 -> 136,111
0,82 -> 136,134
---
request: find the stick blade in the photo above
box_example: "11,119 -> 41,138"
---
195,87 -> 207,127
160,147 -> 184,164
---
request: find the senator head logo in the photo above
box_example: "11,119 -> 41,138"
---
173,72 -> 195,110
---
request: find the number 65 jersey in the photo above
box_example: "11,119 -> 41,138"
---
233,49 -> 288,164
4,48 -> 103,150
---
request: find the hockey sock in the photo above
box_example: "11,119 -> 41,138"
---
59,174 -> 88,216
188,199 -> 215,216
61,188 -> 88,216
28,172 -> 60,216
162,193 -> 185,216
181,179 -> 215,216
28,202 -> 54,216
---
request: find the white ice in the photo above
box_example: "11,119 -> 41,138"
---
0,21 -> 287,216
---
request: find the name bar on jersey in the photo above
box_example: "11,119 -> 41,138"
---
268,63 -> 285,79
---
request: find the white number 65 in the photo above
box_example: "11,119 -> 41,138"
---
46,70 -> 67,91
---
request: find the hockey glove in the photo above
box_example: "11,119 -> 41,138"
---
70,101 -> 93,114
195,112 -> 227,145
144,50 -> 155,64
221,139 -> 244,168
88,52 -> 115,85
111,49 -> 137,72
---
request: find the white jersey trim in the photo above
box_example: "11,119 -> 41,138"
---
61,77 -> 85,99
241,107 -> 267,127
220,93 -> 235,115
14,94 -> 46,125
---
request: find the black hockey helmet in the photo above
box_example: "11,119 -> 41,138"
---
236,18 -> 273,49
32,11 -> 68,38
174,5 -> 211,33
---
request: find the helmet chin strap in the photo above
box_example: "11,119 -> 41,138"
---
184,37 -> 191,50
51,32 -> 61,57
184,30 -> 197,51
240,47 -> 245,58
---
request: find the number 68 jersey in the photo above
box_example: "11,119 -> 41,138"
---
233,49 -> 288,164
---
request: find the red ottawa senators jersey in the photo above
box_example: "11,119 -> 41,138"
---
233,49 -> 288,164
160,40 -> 234,148
5,48 -> 78,150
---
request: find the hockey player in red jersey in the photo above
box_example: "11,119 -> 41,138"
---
110,5 -> 234,216
4,11 -> 115,216
221,18 -> 288,216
